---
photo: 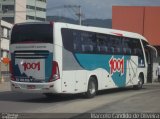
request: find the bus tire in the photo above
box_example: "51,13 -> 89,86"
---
133,74 -> 143,90
85,77 -> 97,98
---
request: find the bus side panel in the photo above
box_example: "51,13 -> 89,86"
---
75,70 -> 87,93
62,71 -> 76,93
125,56 -> 139,86
53,25 -> 63,93
62,48 -> 87,93
74,54 -> 130,88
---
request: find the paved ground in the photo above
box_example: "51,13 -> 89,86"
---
0,81 -> 160,119
0,81 -> 10,92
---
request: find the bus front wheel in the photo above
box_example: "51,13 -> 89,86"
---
133,75 -> 143,90
85,77 -> 97,98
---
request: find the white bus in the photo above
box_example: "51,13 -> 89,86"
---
10,22 -> 151,98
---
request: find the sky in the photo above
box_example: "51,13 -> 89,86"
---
47,0 -> 160,19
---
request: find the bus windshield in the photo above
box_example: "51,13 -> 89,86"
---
11,24 -> 53,44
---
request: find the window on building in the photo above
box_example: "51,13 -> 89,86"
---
2,5 -> 14,12
36,17 -> 45,21
36,7 -> 46,12
1,50 -> 8,58
2,17 -> 14,24
26,5 -> 35,10
26,15 -> 35,20
1,27 -> 10,39
37,0 -> 46,2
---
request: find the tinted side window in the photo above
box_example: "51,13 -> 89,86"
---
61,28 -> 73,51
109,36 -> 122,54
73,30 -> 82,52
81,31 -> 96,53
131,39 -> 143,56
122,38 -> 132,55
96,34 -> 110,54
122,37 -> 143,56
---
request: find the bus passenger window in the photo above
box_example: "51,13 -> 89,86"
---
127,48 -> 131,54
108,47 -> 114,53
123,48 -> 131,55
102,46 -> 108,53
133,48 -> 142,56
82,44 -> 93,53
109,36 -> 122,55
73,43 -> 77,50
114,47 -> 120,53
73,31 -> 82,53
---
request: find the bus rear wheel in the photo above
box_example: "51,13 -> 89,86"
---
85,77 -> 97,98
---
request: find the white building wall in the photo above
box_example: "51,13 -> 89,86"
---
0,20 -> 12,52
0,0 -> 15,23
0,0 -> 46,23
0,20 -> 12,72
15,0 -> 26,23
26,0 -> 46,22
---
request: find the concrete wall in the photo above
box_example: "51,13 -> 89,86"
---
112,6 -> 160,82
112,6 -> 144,35
26,0 -> 46,22
144,7 -> 160,46
112,6 -> 160,46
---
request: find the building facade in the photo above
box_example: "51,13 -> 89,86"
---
0,0 -> 47,24
112,6 -> 160,47
0,20 -> 12,57
0,20 -> 12,72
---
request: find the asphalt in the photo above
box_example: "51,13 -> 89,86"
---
0,79 -> 160,93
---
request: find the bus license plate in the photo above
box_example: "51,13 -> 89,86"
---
27,85 -> 35,89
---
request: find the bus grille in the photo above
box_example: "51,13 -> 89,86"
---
14,50 -> 49,59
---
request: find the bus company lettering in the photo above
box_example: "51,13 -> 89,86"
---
22,62 -> 40,71
109,56 -> 124,75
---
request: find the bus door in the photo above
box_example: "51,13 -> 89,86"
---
145,45 -> 157,83
127,55 -> 138,85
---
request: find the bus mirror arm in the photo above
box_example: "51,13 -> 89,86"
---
146,45 -> 158,58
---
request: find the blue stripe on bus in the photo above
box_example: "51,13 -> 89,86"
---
45,53 -> 53,81
74,54 -> 131,87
